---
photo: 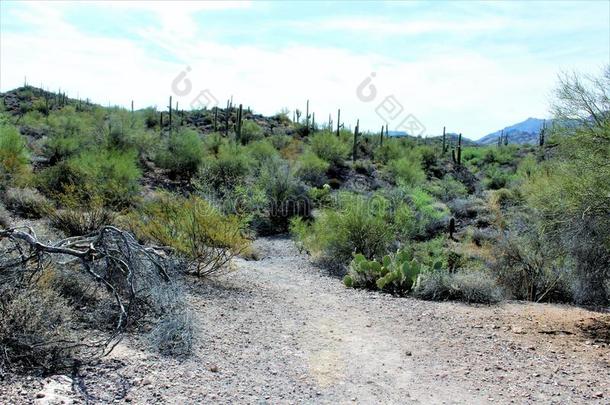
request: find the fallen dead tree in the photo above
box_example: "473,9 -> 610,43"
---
0,225 -> 183,373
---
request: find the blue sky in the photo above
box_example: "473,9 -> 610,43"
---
1,1 -> 608,138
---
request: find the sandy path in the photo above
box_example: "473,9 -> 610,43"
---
2,236 -> 608,404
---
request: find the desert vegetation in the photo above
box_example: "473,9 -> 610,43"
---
0,67 -> 608,380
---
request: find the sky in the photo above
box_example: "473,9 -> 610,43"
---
0,1 -> 609,139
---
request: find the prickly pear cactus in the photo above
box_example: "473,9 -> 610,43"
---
344,249 -> 435,295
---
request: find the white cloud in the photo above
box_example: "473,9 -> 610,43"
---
1,1 -> 607,138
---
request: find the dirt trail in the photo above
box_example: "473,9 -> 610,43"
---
2,236 -> 609,404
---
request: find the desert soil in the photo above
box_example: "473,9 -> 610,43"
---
1,236 -> 609,404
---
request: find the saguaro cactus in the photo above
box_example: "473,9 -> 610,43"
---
380,125 -> 384,147
452,133 -> 462,165
213,106 -> 218,131
449,217 -> 456,240
457,133 -> 462,165
336,109 -> 341,137
236,104 -> 243,143
225,100 -> 230,137
168,96 -> 173,132
305,100 -> 310,133
539,120 -> 546,147
442,126 -> 447,155
352,119 -> 360,162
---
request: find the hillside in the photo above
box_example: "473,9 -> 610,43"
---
478,117 -> 547,145
1,78 -> 609,404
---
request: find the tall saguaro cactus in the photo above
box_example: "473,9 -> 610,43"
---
452,133 -> 462,165
213,106 -> 218,131
380,125 -> 384,147
236,104 -> 243,143
442,126 -> 447,155
168,96 -> 173,133
539,120 -> 546,147
305,100 -> 310,134
352,119 -> 360,162
457,133 -> 462,165
336,109 -> 341,137
225,100 -> 230,137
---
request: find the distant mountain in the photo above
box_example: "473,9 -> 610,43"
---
478,117 -> 548,145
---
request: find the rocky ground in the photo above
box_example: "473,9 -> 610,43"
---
1,236 -> 609,404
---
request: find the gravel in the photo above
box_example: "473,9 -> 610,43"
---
1,236 -> 608,404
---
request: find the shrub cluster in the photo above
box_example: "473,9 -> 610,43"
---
124,192 -> 250,277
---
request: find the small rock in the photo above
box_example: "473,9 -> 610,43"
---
405,351 -> 412,356
142,378 -> 152,386
36,392 -> 45,398
593,392 -> 603,398
209,365 -> 219,373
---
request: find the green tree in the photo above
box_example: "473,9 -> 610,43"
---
526,67 -> 610,305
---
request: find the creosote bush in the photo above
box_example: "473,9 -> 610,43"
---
290,192 -> 393,272
0,124 -> 31,187
387,155 -> 425,187
155,128 -> 204,178
309,131 -> 350,166
124,192 -> 250,277
295,150 -> 330,187
40,148 -> 141,209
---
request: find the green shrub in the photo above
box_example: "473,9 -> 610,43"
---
413,270 -> 503,304
295,150 -> 329,186
310,131 -> 350,165
143,107 -> 159,128
203,132 -> 225,156
197,144 -> 253,194
491,213 -> 572,302
3,187 -> 53,219
255,160 -> 310,233
44,107 -> 92,163
484,165 -> 514,190
343,250 -> 432,295
0,125 -> 30,187
240,120 -> 264,144
290,192 -> 393,272
40,149 -> 141,208
373,139 -> 402,164
246,139 -> 279,166
307,184 -> 332,208
155,128 -> 203,178
269,134 -> 292,150
426,175 -> 468,202
404,187 -> 450,238
124,193 -> 250,277
387,156 -> 425,186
